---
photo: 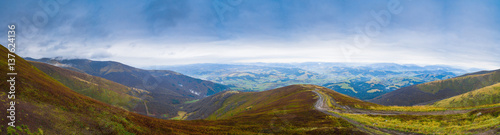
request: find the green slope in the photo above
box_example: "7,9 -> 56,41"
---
370,69 -> 500,106
0,45 -> 149,134
184,84 -> 381,120
28,61 -> 150,110
434,83 -> 500,107
2,44 -> 496,134
416,71 -> 500,94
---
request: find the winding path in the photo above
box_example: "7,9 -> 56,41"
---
312,90 -> 375,134
312,88 -> 499,135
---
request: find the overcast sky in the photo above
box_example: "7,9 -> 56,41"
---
1,0 -> 499,69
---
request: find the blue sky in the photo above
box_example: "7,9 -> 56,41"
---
1,0 -> 499,69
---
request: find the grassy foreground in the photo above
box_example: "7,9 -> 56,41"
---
337,106 -> 500,134
312,84 -> 500,134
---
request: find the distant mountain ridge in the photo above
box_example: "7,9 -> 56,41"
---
155,63 -> 464,100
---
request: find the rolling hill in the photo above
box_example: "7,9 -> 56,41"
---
4,44 -> 498,134
159,63 -> 328,91
178,84 -> 366,134
180,84 -> 380,120
433,82 -> 500,107
28,61 -> 150,111
26,57 -> 229,118
370,69 -> 500,106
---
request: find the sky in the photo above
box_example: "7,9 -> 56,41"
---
1,0 -> 499,70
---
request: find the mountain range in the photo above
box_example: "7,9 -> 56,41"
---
2,45 -> 499,134
152,63 -> 464,100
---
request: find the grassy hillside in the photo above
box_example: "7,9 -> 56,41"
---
28,61 -> 150,110
181,90 -> 240,120
434,83 -> 500,107
338,106 -> 500,134
26,57 -> 229,98
417,70 -> 500,94
27,57 -> 229,118
370,69 -> 500,106
200,84 -> 364,134
309,79 -> 500,134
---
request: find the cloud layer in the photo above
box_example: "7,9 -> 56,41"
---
1,0 -> 499,69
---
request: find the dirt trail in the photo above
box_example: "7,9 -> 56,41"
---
313,90 -> 414,135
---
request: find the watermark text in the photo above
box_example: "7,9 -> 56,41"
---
7,25 -> 17,127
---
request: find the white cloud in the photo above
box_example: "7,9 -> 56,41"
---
1,0 -> 499,70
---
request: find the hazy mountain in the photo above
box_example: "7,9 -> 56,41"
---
153,63 -> 462,100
